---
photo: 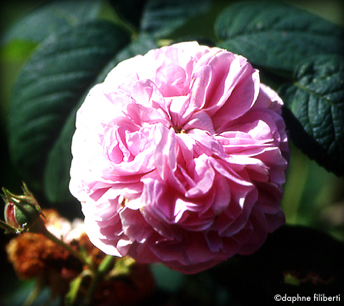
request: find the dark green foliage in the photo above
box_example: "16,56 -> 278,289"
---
279,55 -> 344,177
8,21 -> 131,189
215,1 -> 344,75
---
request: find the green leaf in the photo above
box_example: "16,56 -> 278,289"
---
140,0 -> 211,38
8,21 -> 131,191
279,55 -> 344,177
1,0 -> 104,45
215,1 -> 344,75
44,34 -> 158,203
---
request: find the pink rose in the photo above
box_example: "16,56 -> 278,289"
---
70,42 -> 288,274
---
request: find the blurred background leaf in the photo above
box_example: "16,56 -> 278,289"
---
1,0 -> 104,45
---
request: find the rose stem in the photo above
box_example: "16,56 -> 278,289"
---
83,255 -> 116,305
39,225 -> 94,270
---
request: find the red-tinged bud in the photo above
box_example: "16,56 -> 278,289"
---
4,202 -> 19,228
1,183 -> 45,234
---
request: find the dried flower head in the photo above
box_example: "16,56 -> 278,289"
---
6,209 -> 154,305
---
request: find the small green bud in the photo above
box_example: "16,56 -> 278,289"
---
1,183 -> 44,234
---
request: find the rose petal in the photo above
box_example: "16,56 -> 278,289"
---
70,42 -> 289,274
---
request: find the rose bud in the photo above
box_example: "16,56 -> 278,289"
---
1,183 -> 45,234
